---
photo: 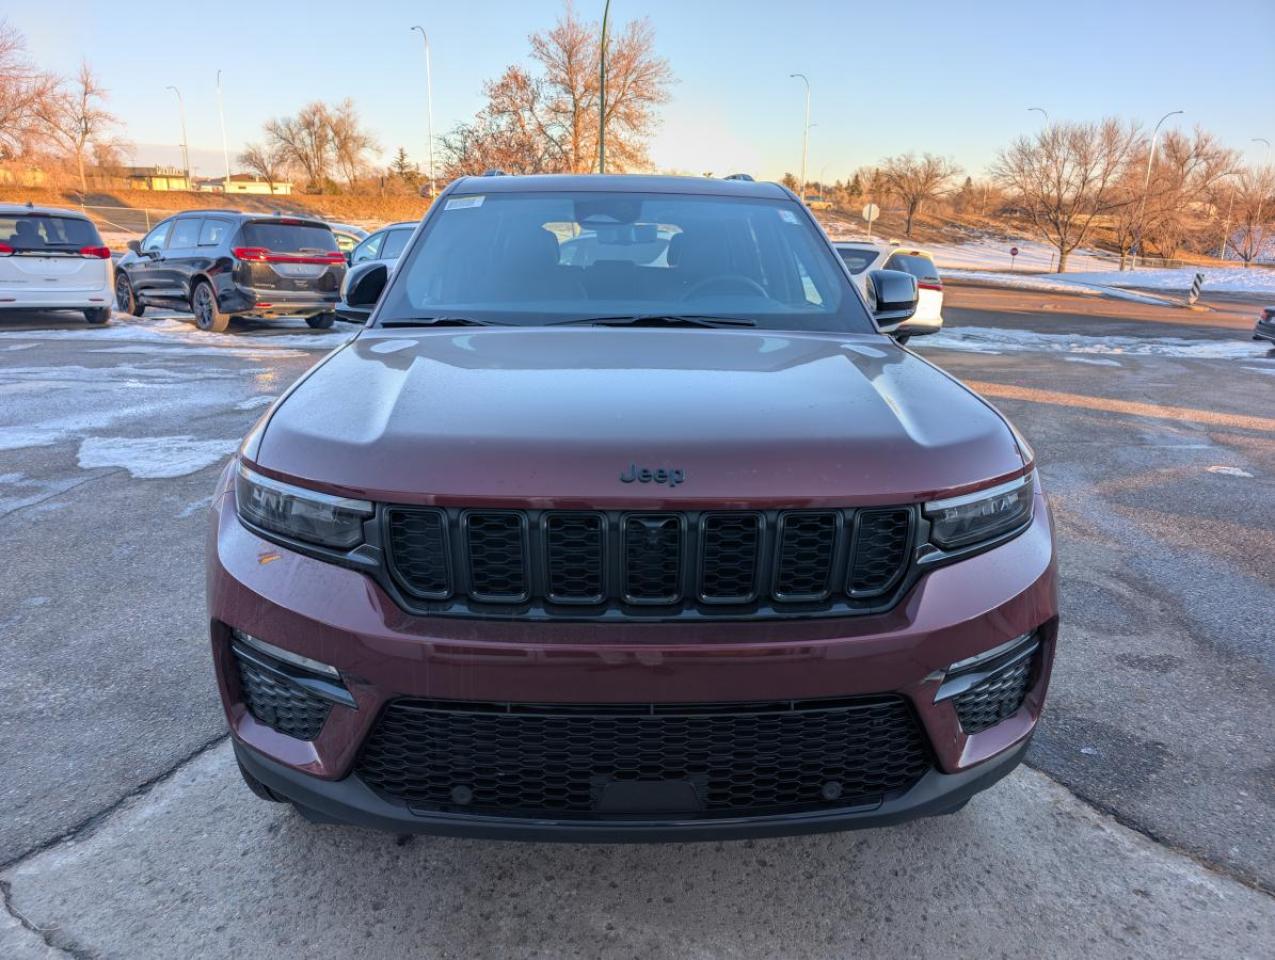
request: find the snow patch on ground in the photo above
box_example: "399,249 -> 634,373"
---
77,436 -> 240,479
1207,465 -> 1254,478
1060,267 -> 1275,297
926,238 -> 1117,273
0,314 -> 355,356
1063,356 -> 1123,367
940,270 -> 1173,305
235,395 -> 276,410
918,326 -> 1272,360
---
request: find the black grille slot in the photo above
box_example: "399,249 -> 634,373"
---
357,697 -> 932,819
465,512 -> 528,601
774,512 -> 838,600
623,514 -> 683,603
699,514 -> 761,603
235,654 -> 330,741
955,656 -> 1033,734
387,508 -> 450,599
849,509 -> 912,596
544,513 -> 605,603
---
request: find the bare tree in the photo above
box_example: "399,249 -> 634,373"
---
328,98 -> 378,188
441,3 -> 671,178
1225,165 -> 1275,266
1110,127 -> 1237,267
0,19 -> 57,158
879,153 -> 960,236
37,61 -> 120,197
265,102 -> 334,191
238,141 -> 288,194
994,119 -> 1138,272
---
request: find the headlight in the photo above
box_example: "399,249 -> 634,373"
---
235,462 -> 372,549
925,472 -> 1035,550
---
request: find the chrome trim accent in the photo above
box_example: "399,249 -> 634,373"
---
237,462 -> 372,514
231,629 -> 341,680
934,633 -> 1039,703
924,471 -> 1034,513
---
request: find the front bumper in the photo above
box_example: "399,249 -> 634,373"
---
208,471 -> 1058,839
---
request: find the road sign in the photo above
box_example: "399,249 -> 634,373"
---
862,203 -> 880,239
1009,246 -> 1020,271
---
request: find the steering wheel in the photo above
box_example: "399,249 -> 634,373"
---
682,274 -> 768,301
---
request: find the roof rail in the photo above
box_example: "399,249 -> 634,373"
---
480,169 -> 507,177
724,173 -> 754,182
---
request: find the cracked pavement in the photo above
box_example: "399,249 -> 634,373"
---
1,293 -> 1272,958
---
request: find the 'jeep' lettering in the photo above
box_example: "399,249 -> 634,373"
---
620,464 -> 685,487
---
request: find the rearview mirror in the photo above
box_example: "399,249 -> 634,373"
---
866,269 -> 918,333
336,262 -> 388,324
127,239 -> 141,254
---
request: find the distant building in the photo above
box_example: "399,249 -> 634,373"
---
126,166 -> 191,191
194,174 -> 293,196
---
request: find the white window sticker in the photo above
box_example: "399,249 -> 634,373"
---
778,209 -> 799,224
445,195 -> 485,210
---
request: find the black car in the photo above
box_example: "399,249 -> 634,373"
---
114,212 -> 346,332
1254,306 -> 1275,344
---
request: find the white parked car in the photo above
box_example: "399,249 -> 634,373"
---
0,204 -> 114,324
834,240 -> 944,342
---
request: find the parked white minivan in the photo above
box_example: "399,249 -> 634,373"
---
0,204 -> 114,324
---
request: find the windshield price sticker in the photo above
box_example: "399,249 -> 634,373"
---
445,196 -> 485,211
778,209 -> 799,224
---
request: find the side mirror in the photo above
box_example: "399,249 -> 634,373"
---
866,269 -> 918,334
127,239 -> 141,254
336,262 -> 388,324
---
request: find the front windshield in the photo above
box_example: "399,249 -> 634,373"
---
375,190 -> 873,333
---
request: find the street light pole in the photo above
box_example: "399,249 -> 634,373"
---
789,73 -> 810,201
1133,109 -> 1184,266
1027,106 -> 1049,124
410,26 -> 436,197
598,0 -> 612,174
216,70 -> 231,193
165,86 -> 190,189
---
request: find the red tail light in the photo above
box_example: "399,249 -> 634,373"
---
233,247 -> 343,265
0,243 -> 12,256
79,245 -> 112,259
918,281 -> 943,292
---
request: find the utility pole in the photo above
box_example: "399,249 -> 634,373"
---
165,86 -> 190,189
410,26 -> 436,197
1133,109 -> 1183,267
216,70 -> 231,193
790,73 -> 810,201
598,0 -> 612,174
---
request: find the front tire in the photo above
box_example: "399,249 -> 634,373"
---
114,272 -> 143,316
192,280 -> 231,333
84,307 -> 111,325
305,312 -> 336,330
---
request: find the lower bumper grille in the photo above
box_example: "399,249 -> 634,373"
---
954,656 -> 1034,734
356,697 -> 932,819
235,652 -> 331,741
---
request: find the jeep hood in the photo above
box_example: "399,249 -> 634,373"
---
253,328 -> 1026,506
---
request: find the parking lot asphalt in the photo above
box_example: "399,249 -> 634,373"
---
1,290 -> 1272,958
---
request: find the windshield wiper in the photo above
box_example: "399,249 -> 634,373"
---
379,316 -> 505,328
556,314 -> 756,328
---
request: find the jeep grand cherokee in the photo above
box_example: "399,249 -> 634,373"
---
208,174 -> 1058,841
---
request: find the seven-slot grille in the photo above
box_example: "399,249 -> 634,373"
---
385,506 -> 915,617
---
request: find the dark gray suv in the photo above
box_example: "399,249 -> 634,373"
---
114,211 -> 346,332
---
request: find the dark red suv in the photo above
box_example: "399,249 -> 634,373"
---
208,174 -> 1057,840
